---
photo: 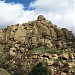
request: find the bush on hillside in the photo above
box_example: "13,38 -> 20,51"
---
28,62 -> 49,75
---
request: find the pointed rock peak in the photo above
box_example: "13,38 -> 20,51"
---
37,15 -> 46,21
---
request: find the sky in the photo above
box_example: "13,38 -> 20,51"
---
0,0 -> 75,35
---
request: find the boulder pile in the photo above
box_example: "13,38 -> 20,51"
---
0,15 -> 75,49
1,43 -> 75,75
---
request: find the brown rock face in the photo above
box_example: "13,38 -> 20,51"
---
0,15 -> 74,49
54,28 -> 64,40
37,15 -> 46,21
61,28 -> 74,40
49,28 -> 57,40
56,41 -> 67,49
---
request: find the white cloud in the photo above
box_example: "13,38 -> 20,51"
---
0,0 -> 74,35
0,1 -> 25,28
29,0 -> 73,12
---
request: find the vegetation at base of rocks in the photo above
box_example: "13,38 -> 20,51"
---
0,44 -> 6,51
28,62 -> 49,75
30,47 -> 61,54
0,44 -> 6,48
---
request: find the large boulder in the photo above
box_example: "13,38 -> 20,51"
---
68,53 -> 74,59
52,54 -> 58,59
36,21 -> 51,39
68,31 -> 74,40
9,47 -> 16,56
44,39 -> 53,48
54,28 -> 64,40
37,15 -> 46,21
56,41 -> 67,49
60,53 -> 69,60
31,25 -> 39,46
60,72 -> 67,75
14,25 -> 25,40
0,68 -> 10,75
40,20 -> 52,28
47,60 -> 54,66
38,39 -> 53,48
61,28 -> 74,40
4,26 -> 12,42
49,28 -> 57,40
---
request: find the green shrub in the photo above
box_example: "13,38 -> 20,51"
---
28,62 -> 49,75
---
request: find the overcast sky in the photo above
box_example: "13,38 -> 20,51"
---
0,0 -> 75,35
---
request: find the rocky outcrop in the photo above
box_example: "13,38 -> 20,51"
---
0,15 -> 74,49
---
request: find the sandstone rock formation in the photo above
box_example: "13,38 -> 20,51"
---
0,15 -> 74,49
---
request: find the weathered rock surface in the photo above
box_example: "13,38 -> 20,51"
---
0,15 -> 74,49
0,68 -> 10,75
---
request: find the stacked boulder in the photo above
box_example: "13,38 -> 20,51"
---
0,15 -> 74,49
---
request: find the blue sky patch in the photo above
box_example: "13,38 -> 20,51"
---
5,0 -> 35,9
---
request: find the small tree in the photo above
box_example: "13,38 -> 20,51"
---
28,62 -> 49,75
